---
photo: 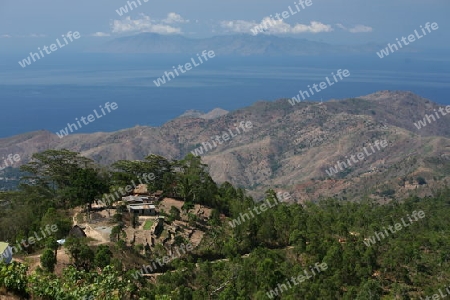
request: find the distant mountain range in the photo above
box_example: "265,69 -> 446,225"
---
90,33 -> 388,56
1,91 -> 449,202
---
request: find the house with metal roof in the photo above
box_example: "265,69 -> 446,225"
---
0,242 -> 13,264
127,203 -> 156,216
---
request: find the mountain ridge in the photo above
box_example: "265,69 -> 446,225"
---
1,91 -> 449,201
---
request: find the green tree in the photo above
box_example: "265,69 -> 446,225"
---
60,167 -> 109,219
110,224 -> 127,243
355,279 -> 383,299
95,245 -> 112,268
65,236 -> 94,271
20,149 -> 93,207
111,160 -> 148,187
175,154 -> 217,206
0,262 -> 28,296
169,206 -> 181,222
40,208 -> 72,239
131,213 -> 139,229
111,155 -> 172,191
40,249 -> 57,272
45,236 -> 60,261
143,154 -> 172,191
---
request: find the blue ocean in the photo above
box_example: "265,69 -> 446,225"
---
0,52 -> 449,138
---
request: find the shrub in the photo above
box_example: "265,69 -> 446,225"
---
417,176 -> 427,185
41,248 -> 57,272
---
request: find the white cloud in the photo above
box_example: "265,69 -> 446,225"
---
30,34 -> 46,38
221,18 -> 333,34
91,32 -> 111,37
0,34 -> 11,38
336,23 -> 347,30
291,21 -> 334,33
111,14 -> 182,34
220,20 -> 256,33
163,12 -> 189,24
349,25 -> 373,33
336,23 -> 373,33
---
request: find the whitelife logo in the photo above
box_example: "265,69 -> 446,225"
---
325,139 -> 388,177
99,173 -> 155,206
1,224 -> 58,260
376,22 -> 439,59
55,102 -> 118,138
363,210 -> 425,247
289,69 -> 350,106
191,121 -> 253,157
131,243 -> 194,279
420,285 -> 450,300
413,105 -> 450,130
228,192 -> 291,228
153,50 -> 215,87
18,31 -> 81,68
115,0 -> 149,16
0,154 -> 21,171
266,262 -> 327,299
250,0 -> 313,36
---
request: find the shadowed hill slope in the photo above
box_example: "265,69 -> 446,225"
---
1,91 -> 449,201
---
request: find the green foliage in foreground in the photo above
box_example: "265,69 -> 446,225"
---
28,265 -> 134,300
40,248 -> 56,272
147,188 -> 450,300
0,188 -> 449,299
1,149 -> 449,299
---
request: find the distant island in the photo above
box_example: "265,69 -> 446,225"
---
89,32 -> 388,56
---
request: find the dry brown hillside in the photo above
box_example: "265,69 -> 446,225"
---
1,91 -> 449,202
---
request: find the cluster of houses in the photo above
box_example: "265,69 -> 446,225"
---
0,184 -> 166,264
121,184 -> 163,216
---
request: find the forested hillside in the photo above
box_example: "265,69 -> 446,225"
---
0,149 -> 449,299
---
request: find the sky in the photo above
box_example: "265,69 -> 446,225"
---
0,0 -> 449,52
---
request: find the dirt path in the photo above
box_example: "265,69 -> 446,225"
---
73,209 -> 112,246
83,223 -> 110,245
